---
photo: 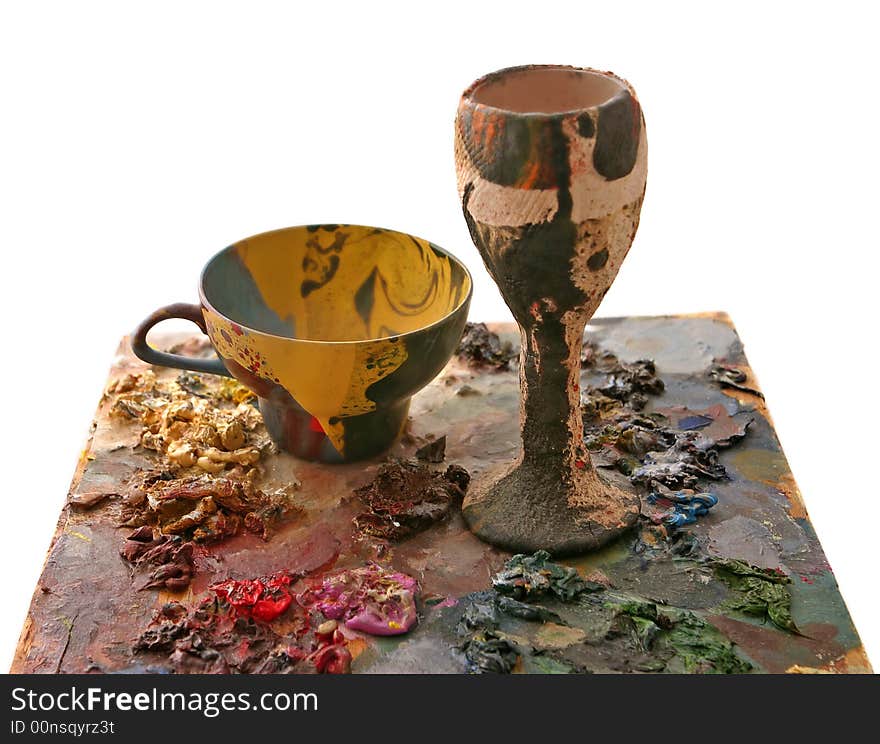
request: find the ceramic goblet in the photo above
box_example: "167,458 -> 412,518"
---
455,65 -> 647,554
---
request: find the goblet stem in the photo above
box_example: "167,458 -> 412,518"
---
519,310 -> 603,490
461,308 -> 637,555
519,313 -> 582,461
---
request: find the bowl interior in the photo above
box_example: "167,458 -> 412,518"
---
202,225 -> 471,343
469,66 -> 625,114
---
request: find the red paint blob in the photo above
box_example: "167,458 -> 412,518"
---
211,573 -> 293,623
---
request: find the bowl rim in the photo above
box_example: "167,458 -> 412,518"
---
460,64 -> 635,119
198,223 -> 473,345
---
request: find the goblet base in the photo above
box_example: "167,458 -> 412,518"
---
462,459 -> 639,556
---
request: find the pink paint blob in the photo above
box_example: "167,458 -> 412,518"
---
296,564 -> 419,636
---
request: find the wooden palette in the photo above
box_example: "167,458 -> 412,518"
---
11,314 -> 872,674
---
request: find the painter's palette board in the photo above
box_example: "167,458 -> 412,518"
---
11,314 -> 872,674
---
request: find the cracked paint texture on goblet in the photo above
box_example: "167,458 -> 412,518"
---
455,65 -> 648,554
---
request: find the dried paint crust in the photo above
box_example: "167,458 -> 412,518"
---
11,315 -> 872,674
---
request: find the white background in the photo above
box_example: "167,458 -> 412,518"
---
1,1 -> 877,672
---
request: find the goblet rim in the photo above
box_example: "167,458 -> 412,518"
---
198,223 -> 474,346
460,64 -> 636,119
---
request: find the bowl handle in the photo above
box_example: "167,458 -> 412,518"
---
130,302 -> 232,377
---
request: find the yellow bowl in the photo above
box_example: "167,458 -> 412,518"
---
131,224 -> 472,462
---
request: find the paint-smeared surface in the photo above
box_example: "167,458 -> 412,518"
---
11,315 -> 871,674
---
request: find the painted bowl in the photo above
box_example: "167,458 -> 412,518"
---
131,224 -> 473,462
